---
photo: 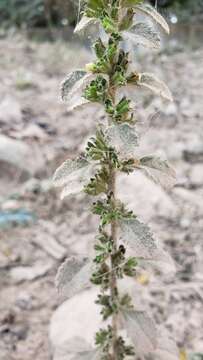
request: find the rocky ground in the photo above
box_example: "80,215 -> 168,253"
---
0,31 -> 203,360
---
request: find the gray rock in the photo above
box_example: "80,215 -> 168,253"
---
49,288 -> 101,356
189,164 -> 203,187
0,96 -> 22,123
183,139 -> 203,163
0,134 -> 45,174
164,102 -> 178,117
10,262 -> 53,283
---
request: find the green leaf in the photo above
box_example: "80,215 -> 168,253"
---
85,0 -> 107,18
124,22 -> 161,49
105,123 -> 139,158
55,256 -> 92,300
138,73 -> 173,101
123,310 -> 157,355
119,218 -> 157,258
84,76 -> 108,102
94,38 -> 106,59
101,16 -> 117,34
74,16 -> 99,34
121,0 -> 143,7
61,70 -> 87,101
135,3 -> 170,34
53,157 -> 96,198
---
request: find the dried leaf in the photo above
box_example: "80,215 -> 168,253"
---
138,73 -> 173,101
55,256 -> 92,300
105,123 -> 139,158
138,154 -> 176,189
119,218 -> 158,258
124,22 -> 160,49
61,70 -> 87,101
135,3 -> 170,34
123,310 -> 157,355
74,16 -> 99,34
53,158 -> 95,198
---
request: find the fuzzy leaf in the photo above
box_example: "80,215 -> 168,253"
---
119,218 -> 157,258
62,73 -> 96,111
137,248 -> 176,274
55,256 -> 92,300
123,310 -> 157,355
74,16 -> 99,34
105,123 -> 139,158
53,158 -> 95,198
138,73 -> 173,101
53,158 -> 89,187
61,70 -> 87,102
140,155 -> 176,178
124,22 -> 160,49
138,154 -> 176,189
135,3 -> 170,34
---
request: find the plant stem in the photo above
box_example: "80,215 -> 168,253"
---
109,75 -> 118,360
109,166 -> 118,360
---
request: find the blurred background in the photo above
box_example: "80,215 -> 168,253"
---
0,1 -> 203,360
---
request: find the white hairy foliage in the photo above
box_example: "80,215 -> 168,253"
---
138,73 -> 173,101
138,248 -> 176,274
105,123 -> 139,158
124,22 -> 160,49
119,218 -> 158,258
123,310 -> 157,355
135,3 -> 170,34
61,73 -> 96,111
138,154 -> 176,189
74,16 -> 99,34
135,111 -> 161,137
53,157 -> 95,198
140,155 -> 176,177
55,256 -> 92,300
61,70 -> 87,101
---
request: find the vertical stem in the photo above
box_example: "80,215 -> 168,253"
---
109,159 -> 118,360
109,80 -> 118,360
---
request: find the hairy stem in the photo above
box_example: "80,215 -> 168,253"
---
109,167 -> 118,360
108,81 -> 118,359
